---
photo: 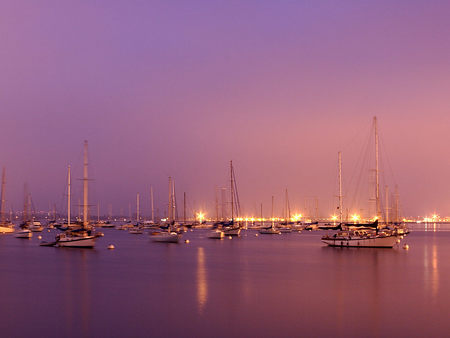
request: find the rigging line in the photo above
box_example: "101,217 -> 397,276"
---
378,129 -> 398,187
347,121 -> 373,213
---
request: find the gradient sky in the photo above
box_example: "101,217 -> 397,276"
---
1,0 -> 450,218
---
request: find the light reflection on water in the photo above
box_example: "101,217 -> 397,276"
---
1,227 -> 450,337
197,247 -> 207,314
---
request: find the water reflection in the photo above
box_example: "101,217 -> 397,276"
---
197,247 -> 208,314
424,243 -> 439,303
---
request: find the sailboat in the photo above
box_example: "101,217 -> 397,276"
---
129,193 -> 144,234
260,197 -> 281,234
16,184 -> 32,238
54,141 -> 99,248
208,188 -> 225,239
321,118 -> 401,248
152,177 -> 181,243
223,161 -> 241,236
0,168 -> 15,233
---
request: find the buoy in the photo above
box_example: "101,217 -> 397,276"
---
403,244 -> 409,250
255,234 -> 259,237
228,236 -> 232,239
47,229 -> 50,232
38,235 -> 42,240
107,244 -> 115,250
185,239 -> 190,243
396,239 -> 400,244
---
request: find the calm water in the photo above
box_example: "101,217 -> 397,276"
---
1,225 -> 449,337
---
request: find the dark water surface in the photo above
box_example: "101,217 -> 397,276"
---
1,226 -> 449,337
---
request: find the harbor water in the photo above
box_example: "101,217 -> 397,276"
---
0,225 -> 449,337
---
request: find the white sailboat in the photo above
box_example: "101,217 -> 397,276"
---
259,197 -> 281,234
152,177 -> 181,243
321,118 -> 401,248
223,161 -> 241,236
55,141 -> 98,248
0,167 -> 15,233
129,193 -> 144,234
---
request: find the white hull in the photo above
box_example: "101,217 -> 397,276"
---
56,236 -> 97,247
15,229 -> 32,238
152,232 -> 181,243
208,230 -> 224,239
0,225 -> 14,233
322,234 -> 398,248
223,228 -> 241,236
259,228 -> 281,234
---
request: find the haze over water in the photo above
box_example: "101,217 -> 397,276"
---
1,1 -> 450,217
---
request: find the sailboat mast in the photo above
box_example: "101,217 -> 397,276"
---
260,203 -> 263,227
183,192 -> 186,224
68,165 -> 71,227
230,161 -> 234,221
97,203 -> 100,222
385,186 -> 389,224
23,184 -> 28,223
83,140 -> 89,227
215,187 -> 219,222
137,193 -> 140,223
0,167 -> 5,224
150,185 -> 154,223
338,151 -> 343,223
271,195 -> 274,227
394,185 -> 399,223
168,177 -> 172,222
374,117 -> 381,220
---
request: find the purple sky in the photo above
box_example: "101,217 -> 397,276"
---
1,1 -> 450,218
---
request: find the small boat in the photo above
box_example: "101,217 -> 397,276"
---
152,177 -> 182,243
259,227 -> 281,235
152,231 -> 180,243
29,221 -> 44,232
55,229 -> 97,248
0,168 -> 15,234
207,229 -> 224,239
129,226 -> 144,234
321,229 -> 398,248
15,229 -> 32,238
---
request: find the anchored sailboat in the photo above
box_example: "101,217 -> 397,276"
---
223,161 -> 241,236
152,177 -> 181,243
321,117 -> 401,248
0,167 -> 14,233
54,141 -> 99,248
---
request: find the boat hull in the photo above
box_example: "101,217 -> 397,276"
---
56,236 -> 96,248
152,232 -> 181,243
208,230 -> 224,239
321,235 -> 398,248
15,230 -> 32,238
0,225 -> 14,233
259,228 -> 281,234
223,228 -> 241,236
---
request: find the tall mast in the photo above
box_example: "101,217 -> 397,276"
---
97,202 -> 100,222
338,151 -> 343,223
136,193 -> 140,223
23,183 -> 29,223
168,177 -> 172,222
385,186 -> 389,225
260,202 -> 263,227
374,117 -> 381,220
271,195 -> 274,227
83,140 -> 89,227
150,186 -> 154,223
183,192 -> 186,224
215,187 -> 219,222
68,165 -> 71,227
230,161 -> 234,221
0,167 -> 6,224
394,185 -> 399,223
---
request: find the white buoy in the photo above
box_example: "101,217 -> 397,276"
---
107,244 -> 115,250
396,239 -> 400,244
228,236 -> 232,239
403,244 -> 409,250
38,235 -> 42,240
185,239 -> 190,243
255,233 -> 259,237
